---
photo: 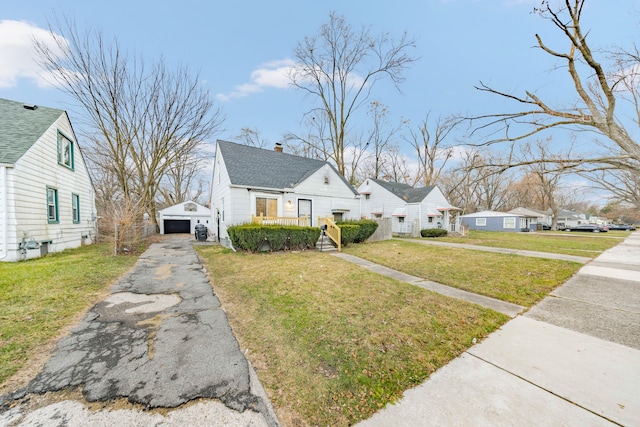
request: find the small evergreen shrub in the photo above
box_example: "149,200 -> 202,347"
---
420,228 -> 448,238
336,219 -> 379,243
228,224 -> 320,252
338,224 -> 360,247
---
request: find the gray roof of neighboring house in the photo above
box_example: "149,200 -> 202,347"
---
371,178 -> 435,203
217,140 -> 358,195
0,98 -> 65,164
461,210 -> 524,218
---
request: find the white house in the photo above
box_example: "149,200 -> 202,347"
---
210,140 -> 360,240
158,201 -> 212,235
0,98 -> 97,262
508,207 -> 552,229
357,178 -> 461,236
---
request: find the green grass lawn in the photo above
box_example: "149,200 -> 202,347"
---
197,246 -> 508,426
344,239 -> 581,306
0,244 -> 140,386
436,230 -> 623,257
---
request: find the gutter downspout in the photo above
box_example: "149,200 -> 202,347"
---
0,165 -> 8,260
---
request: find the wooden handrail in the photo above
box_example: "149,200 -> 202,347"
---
318,216 -> 341,252
251,214 -> 309,227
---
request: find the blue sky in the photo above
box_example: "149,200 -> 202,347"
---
1,0 -> 638,188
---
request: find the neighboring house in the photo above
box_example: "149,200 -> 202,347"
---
210,140 -> 360,240
158,201 -> 212,235
0,98 -> 96,262
357,178 -> 461,236
556,208 -> 581,228
461,210 -> 533,232
508,207 -> 551,229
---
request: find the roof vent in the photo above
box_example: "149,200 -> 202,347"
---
23,104 -> 38,110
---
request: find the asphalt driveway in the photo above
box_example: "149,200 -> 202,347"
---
0,235 -> 278,426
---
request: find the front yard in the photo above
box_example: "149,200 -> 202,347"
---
0,244 -> 140,389
344,239 -> 581,307
1,229 -> 603,426
437,229 -> 623,257
197,246 -> 508,426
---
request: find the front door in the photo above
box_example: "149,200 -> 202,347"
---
298,199 -> 312,226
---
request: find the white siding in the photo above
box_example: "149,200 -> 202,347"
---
210,151 -> 233,239
158,201 -> 212,234
358,180 -> 405,219
294,165 -> 360,222
3,113 -> 96,261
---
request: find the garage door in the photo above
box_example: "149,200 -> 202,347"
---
164,219 -> 191,234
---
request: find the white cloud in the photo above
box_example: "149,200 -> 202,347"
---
0,20 -> 63,89
216,59 -> 295,102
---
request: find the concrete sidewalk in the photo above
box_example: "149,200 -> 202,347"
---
357,232 -> 640,426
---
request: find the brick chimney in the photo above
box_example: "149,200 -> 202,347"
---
274,143 -> 283,153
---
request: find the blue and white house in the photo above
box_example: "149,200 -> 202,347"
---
460,210 -> 533,232
0,98 -> 97,262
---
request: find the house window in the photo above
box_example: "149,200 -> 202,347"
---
374,213 -> 382,219
324,176 -> 330,185
398,217 -> 405,223
476,218 -> 486,226
72,193 -> 80,223
184,202 -> 197,212
47,187 -> 59,223
428,217 -> 433,223
504,217 -> 516,228
256,197 -> 277,217
365,194 -> 370,200
57,131 -> 74,170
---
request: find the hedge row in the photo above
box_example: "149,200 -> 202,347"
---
336,219 -> 379,246
227,224 -> 321,252
420,228 -> 448,238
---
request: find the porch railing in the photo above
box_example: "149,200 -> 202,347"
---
318,216 -> 341,252
251,214 -> 309,227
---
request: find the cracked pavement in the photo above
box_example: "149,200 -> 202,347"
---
0,236 -> 278,426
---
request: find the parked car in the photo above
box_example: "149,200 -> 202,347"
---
564,224 -> 608,233
607,224 -> 637,231
538,223 -> 552,230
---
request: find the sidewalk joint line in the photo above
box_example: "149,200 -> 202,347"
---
465,351 -> 625,426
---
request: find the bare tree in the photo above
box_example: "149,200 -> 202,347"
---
580,168 -> 640,209
516,139 -> 568,228
284,114 -> 332,160
442,150 -> 514,213
290,11 -> 417,176
235,127 -> 270,148
158,146 -> 210,207
407,114 -> 458,187
35,18 -> 223,224
469,0 -> 640,174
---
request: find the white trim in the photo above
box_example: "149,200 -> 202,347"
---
0,166 -> 7,259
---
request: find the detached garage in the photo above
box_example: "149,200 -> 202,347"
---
158,201 -> 212,236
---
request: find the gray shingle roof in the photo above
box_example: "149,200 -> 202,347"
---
217,140 -> 358,195
0,98 -> 65,164
371,178 -> 435,203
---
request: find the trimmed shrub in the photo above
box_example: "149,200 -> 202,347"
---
336,219 -> 379,243
338,224 -> 360,247
420,228 -> 448,238
228,224 -> 321,252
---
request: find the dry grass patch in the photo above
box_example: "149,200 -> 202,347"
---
344,240 -> 581,307
197,246 -> 507,426
437,230 -> 622,257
